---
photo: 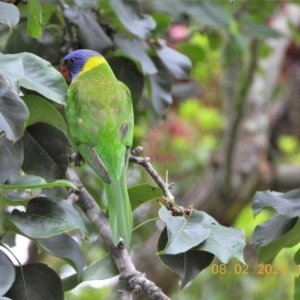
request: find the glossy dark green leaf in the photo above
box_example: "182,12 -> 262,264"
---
253,189 -> 300,218
27,0 -> 42,38
113,34 -> 157,75
64,7 -> 112,54
22,122 -> 71,182
0,250 -> 15,296
157,228 -> 214,288
108,56 -> 144,103
10,197 -> 86,238
0,136 -> 23,184
151,12 -> 173,37
63,254 -> 118,291
257,218 -> 300,263
251,215 -> 298,249
157,206 -> 210,255
156,44 -> 192,79
4,24 -> 63,65
0,79 -> 29,142
0,54 -> 23,91
37,234 -> 85,274
0,2 -> 20,30
5,263 -> 64,300
146,56 -> 173,116
22,95 -> 67,133
18,52 -> 67,104
101,0 -> 155,39
127,184 -> 163,211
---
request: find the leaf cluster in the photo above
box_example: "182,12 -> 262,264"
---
251,189 -> 300,300
0,0 -> 252,298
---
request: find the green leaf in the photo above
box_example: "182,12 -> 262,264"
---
294,276 -> 300,300
128,184 -> 164,211
0,137 -> 23,184
113,34 -> 157,75
22,95 -> 67,132
37,234 -> 85,274
4,24 -> 63,65
101,0 -> 155,39
257,218 -> 300,263
0,53 -> 23,91
5,263 -> 64,300
177,44 -> 206,65
253,189 -> 300,218
27,0 -> 42,38
108,56 -> 144,103
10,197 -> 86,238
63,254 -> 118,291
195,212 -> 245,264
0,2 -> 20,30
18,52 -> 67,104
156,44 -> 192,79
146,56 -> 173,116
294,247 -> 300,266
241,16 -> 280,39
64,7 -> 112,54
0,250 -> 15,296
151,13 -> 173,37
3,217 -> 24,236
22,122 -> 72,182
157,206 -> 210,255
0,78 -> 29,142
251,215 -> 298,248
1,175 -> 77,191
157,228 -> 214,288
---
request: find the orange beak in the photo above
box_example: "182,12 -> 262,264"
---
60,65 -> 71,79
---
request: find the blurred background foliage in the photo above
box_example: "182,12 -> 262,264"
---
2,0 -> 300,299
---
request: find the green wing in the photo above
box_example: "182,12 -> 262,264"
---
67,76 -> 133,181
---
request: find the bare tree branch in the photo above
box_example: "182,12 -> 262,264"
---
65,167 -> 171,300
129,146 -> 175,202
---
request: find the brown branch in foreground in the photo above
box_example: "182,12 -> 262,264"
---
65,167 -> 171,300
129,146 -> 175,202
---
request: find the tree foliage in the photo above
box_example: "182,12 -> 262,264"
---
0,1 -> 247,299
1,0 -> 300,299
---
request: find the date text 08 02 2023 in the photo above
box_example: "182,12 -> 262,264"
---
211,264 -> 290,275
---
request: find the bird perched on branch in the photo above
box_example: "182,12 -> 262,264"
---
61,49 -> 133,245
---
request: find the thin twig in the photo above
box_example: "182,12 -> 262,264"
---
65,167 -> 171,300
129,146 -> 175,202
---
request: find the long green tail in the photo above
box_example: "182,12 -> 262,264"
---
103,168 -> 132,246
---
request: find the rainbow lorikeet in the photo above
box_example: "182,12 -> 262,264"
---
61,49 -> 133,245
